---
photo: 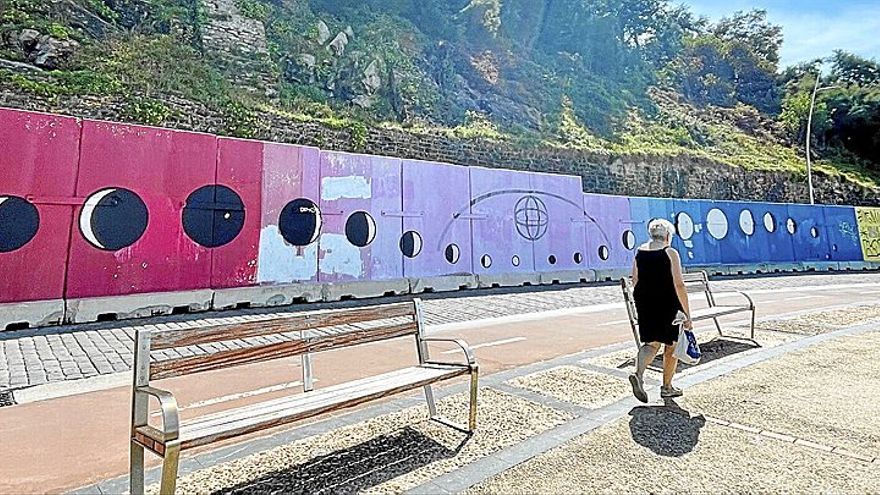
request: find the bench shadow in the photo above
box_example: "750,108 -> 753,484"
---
628,400 -> 706,457
213,426 -> 464,495
615,337 -> 759,373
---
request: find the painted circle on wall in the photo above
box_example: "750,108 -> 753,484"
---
574,252 -> 583,264
706,208 -> 729,240
279,198 -> 322,246
598,245 -> 610,261
345,211 -> 377,247
445,243 -> 460,264
548,255 -> 557,265
622,230 -> 636,250
79,188 -> 148,251
481,254 -> 493,269
514,195 -> 549,241
810,226 -> 820,239
764,212 -> 776,233
399,230 -> 423,258
182,185 -> 245,248
0,196 -> 40,253
676,212 -> 695,240
739,209 -> 755,236
512,255 -> 521,267
786,218 -> 797,235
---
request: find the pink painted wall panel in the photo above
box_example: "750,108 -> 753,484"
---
255,142 -> 321,284
0,109 -> 80,303
212,138 -> 262,288
66,120 -> 217,298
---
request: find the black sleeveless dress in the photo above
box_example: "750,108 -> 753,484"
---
633,248 -> 683,345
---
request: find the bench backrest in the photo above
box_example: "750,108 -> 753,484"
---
134,301 -> 420,382
620,270 -> 714,325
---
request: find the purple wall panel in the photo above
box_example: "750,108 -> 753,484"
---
469,167 -> 534,274
584,194 -> 633,269
0,109 -> 80,303
256,142 -> 321,284
530,172 -> 587,272
318,151 -> 402,281
401,159 -> 473,277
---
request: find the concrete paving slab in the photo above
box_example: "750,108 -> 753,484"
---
507,365 -> 630,410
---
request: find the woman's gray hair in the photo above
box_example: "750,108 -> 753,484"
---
648,218 -> 675,241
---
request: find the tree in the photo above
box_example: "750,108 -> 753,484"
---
712,10 -> 782,70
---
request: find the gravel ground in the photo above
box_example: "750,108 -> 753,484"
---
150,388 -> 570,495
682,330 -> 880,459
507,366 -> 630,410
468,408 -> 880,494
757,304 -> 880,335
584,328 -> 796,383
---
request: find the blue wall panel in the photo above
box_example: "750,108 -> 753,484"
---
823,206 -> 863,262
671,199 -> 710,266
716,200 -> 770,264
787,204 -> 832,262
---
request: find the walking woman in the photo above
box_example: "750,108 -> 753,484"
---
628,218 -> 692,402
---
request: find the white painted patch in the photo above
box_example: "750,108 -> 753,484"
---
676,212 -> 695,240
706,208 -> 729,240
257,225 -> 318,283
319,233 -> 364,277
321,176 -> 371,201
739,209 -> 755,236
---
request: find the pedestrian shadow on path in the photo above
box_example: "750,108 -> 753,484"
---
616,337 -> 758,373
628,400 -> 706,457
213,426 -> 466,494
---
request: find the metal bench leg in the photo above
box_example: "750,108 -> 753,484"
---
302,353 -> 314,392
159,441 -> 181,495
468,367 -> 479,432
713,317 -> 723,337
423,384 -> 438,417
130,440 -> 145,495
751,309 -> 756,341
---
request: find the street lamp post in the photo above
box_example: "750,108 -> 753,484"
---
805,75 -> 839,205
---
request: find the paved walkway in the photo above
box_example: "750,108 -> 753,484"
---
2,272 -> 879,394
74,301 -> 880,494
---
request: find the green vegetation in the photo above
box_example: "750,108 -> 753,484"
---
0,0 -> 878,188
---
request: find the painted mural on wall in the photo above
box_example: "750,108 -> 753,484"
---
1,106 -> 880,320
856,207 -> 880,261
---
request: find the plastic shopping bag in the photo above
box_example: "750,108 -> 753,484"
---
672,311 -> 701,365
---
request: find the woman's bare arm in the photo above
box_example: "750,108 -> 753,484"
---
631,257 -> 639,287
666,248 -> 691,327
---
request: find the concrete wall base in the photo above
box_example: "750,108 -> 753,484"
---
475,272 -> 542,289
538,270 -> 587,285
409,275 -> 477,294
65,290 -> 213,324
593,268 -> 629,282
0,299 -> 65,331
321,278 -> 410,302
212,284 -> 322,309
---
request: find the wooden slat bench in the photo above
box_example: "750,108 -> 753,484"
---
621,271 -> 756,348
129,299 -> 479,495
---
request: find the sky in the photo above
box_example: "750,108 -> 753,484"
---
684,0 -> 880,68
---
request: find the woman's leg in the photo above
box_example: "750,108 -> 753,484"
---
662,344 -> 678,387
636,342 -> 661,377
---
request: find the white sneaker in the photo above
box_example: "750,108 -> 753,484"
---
629,373 -> 648,403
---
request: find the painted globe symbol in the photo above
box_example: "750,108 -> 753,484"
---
514,195 -> 549,241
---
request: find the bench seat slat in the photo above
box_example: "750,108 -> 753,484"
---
690,306 -> 752,320
150,303 -> 415,350
150,322 -> 417,380
138,364 -> 469,451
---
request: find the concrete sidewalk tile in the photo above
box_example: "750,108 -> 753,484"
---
727,422 -> 761,434
832,447 -> 875,463
760,430 -> 796,443
794,438 -> 834,452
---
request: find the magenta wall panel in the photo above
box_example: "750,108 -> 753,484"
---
255,142 -> 321,284
318,151 -> 402,282
530,172 -> 587,272
469,167 -> 535,274
66,120 -> 218,298
584,194 -> 633,269
211,138 -> 263,289
0,109 -> 80,303
402,159 -> 473,277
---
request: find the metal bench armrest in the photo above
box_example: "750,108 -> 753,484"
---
711,290 -> 755,309
136,386 -> 180,441
421,337 -> 477,367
